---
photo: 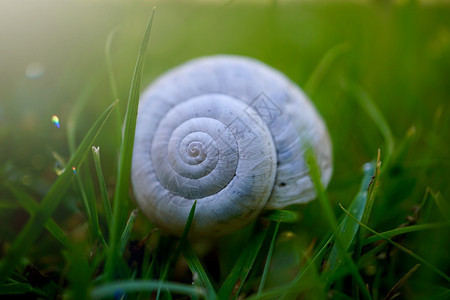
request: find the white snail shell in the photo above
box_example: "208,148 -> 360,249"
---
132,55 -> 332,237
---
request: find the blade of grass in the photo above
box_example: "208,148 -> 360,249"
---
304,42 -> 349,96
67,72 -> 103,154
247,278 -> 323,300
105,6 -> 156,280
182,243 -> 217,299
250,232 -> 331,299
429,189 -> 449,221
4,182 -> 69,248
305,148 -> 372,299
327,161 -> 376,270
358,243 -> 386,269
119,209 -> 139,255
173,201 -> 197,263
352,151 -> 381,299
430,289 -> 450,300
373,262 -> 383,300
0,283 -> 47,297
65,240 -> 93,300
329,291 -> 355,300
73,168 -> 93,231
391,126 -> 415,166
74,166 -> 107,247
288,235 -> 331,288
0,100 -> 117,283
420,187 -> 434,223
105,26 -> 123,146
0,200 -> 19,209
137,228 -> 158,279
92,146 -> 113,228
354,150 -> 381,258
157,200 -> 197,300
91,279 -> 205,299
84,166 -> 108,247
363,222 -> 450,246
384,264 -> 420,300
339,203 -> 450,282
344,82 -> 394,168
257,221 -> 280,295
218,226 -> 269,299
105,27 -> 120,102
262,210 -> 299,223
260,235 -> 331,300
278,158 -> 379,299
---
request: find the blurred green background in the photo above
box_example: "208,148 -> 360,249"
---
0,0 -> 449,298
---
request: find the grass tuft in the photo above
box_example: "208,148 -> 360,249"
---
0,99 -> 118,283
339,203 -> 450,282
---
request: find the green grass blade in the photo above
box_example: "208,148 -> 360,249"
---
352,151 -> 381,299
65,241 -> 93,300
339,203 -> 450,282
92,146 -> 113,228
344,83 -> 395,168
354,151 -> 381,257
304,42 -> 349,96
430,189 -> 450,221
430,289 -> 450,300
119,209 -> 138,255
305,147 -> 339,231
257,221 -> 280,295
262,210 -> 299,223
420,187 -> 435,223
248,278 -> 323,300
91,280 -> 205,299
363,222 -> 450,246
67,73 -> 103,154
105,6 -> 156,280
284,235 -> 332,294
84,166 -> 107,247
357,243 -> 386,271
252,233 -> 332,299
305,148 -> 372,300
0,100 -> 117,283
4,182 -> 69,248
74,166 -> 107,247
105,26 -> 123,146
0,283 -> 47,297
74,168 -> 93,230
218,226 -> 269,299
392,126 -> 416,166
157,200 -> 197,299
327,161 -> 376,270
105,27 -> 120,102
182,243 -> 217,299
178,201 -> 197,247
0,200 -> 19,210
384,264 -> 420,300
275,158 -> 378,299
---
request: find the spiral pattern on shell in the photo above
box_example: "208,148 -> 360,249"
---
132,55 -> 332,237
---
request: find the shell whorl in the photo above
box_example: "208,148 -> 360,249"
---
132,55 -> 332,237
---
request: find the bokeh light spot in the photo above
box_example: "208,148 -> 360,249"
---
51,115 -> 60,128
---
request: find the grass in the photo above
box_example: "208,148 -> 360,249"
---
0,0 -> 449,299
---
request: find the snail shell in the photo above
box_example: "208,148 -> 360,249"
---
132,55 -> 332,237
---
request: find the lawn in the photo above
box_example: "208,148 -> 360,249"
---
0,0 -> 449,299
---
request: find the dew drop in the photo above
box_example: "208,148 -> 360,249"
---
25,62 -> 45,79
54,161 -> 65,176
